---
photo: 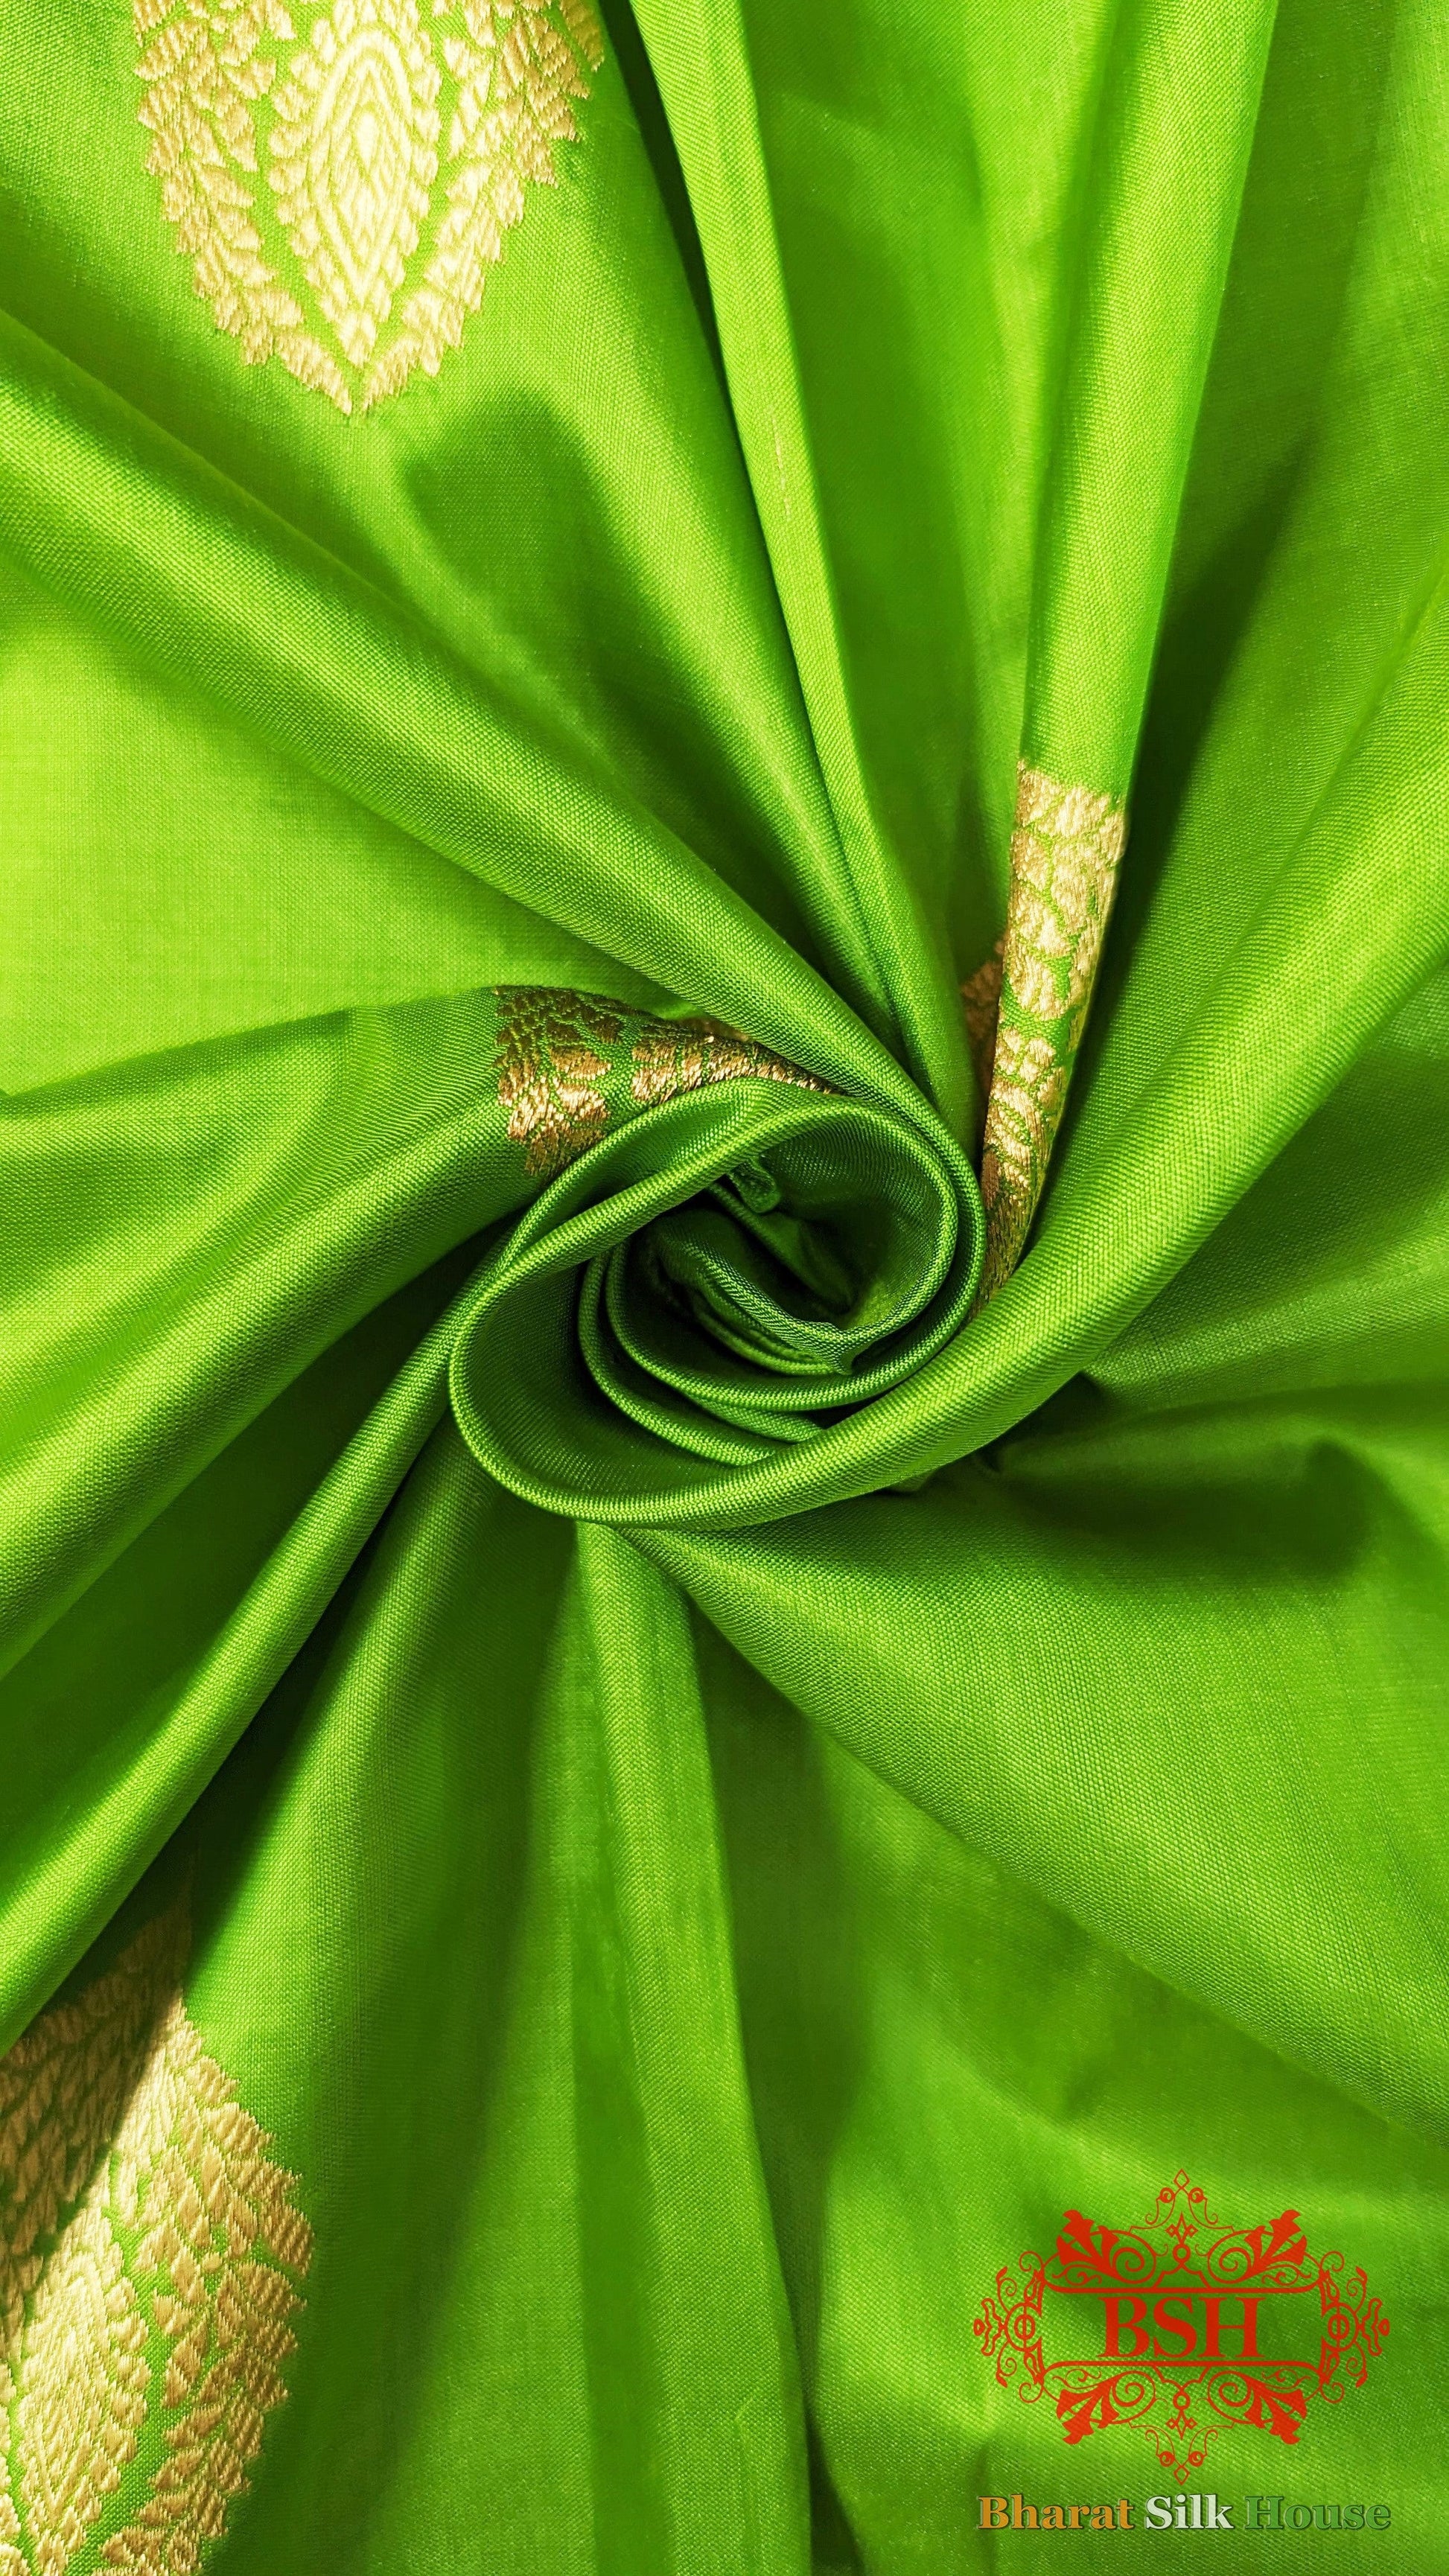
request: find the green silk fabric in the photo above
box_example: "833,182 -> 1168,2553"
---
2,0 -> 1448,2566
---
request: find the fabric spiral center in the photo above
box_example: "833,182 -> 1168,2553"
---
447,991 -> 985,1521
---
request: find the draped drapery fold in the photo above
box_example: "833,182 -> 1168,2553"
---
1,0 -> 1448,2565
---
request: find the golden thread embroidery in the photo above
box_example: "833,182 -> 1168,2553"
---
960,938 -> 1003,1100
628,1021 -> 829,1111
0,2376 -> 17,2576
269,0 -> 441,372
133,0 -> 352,412
19,2202 -> 147,2576
493,991 -> 830,1182
0,1911 -> 313,2576
134,0 -> 603,413
364,0 -> 602,408
494,986 -> 620,1179
969,763 -> 1127,1304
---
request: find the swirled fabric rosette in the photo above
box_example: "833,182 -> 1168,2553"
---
1,0 -> 1449,2569
449,992 -> 984,1521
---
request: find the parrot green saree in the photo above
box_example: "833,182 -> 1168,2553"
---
1,0 -> 1447,2565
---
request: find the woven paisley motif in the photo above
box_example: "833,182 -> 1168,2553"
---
492,988 -> 832,1183
968,761 -> 1127,1304
133,0 -> 605,412
0,1911 -> 313,2576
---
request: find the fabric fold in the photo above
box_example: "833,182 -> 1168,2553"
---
2,0 -> 1448,2563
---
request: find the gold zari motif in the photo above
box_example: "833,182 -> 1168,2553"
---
628,1022 -> 829,1112
494,989 -> 829,1182
133,0 -> 604,412
970,762 -> 1127,1304
959,938 -> 1003,1101
494,986 -> 621,1180
0,1912 -> 313,2576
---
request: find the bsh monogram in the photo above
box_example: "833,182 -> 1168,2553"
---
973,2172 -> 1389,2486
1103,2292 -> 1265,2363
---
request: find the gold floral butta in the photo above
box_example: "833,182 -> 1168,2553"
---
967,762 -> 1127,1304
0,1911 -> 313,2576
493,988 -> 829,1183
133,0 -> 604,412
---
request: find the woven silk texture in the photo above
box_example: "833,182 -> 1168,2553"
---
1,0 -> 1447,2568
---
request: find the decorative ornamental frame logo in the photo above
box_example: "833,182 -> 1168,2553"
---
972,2172 -> 1389,2487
